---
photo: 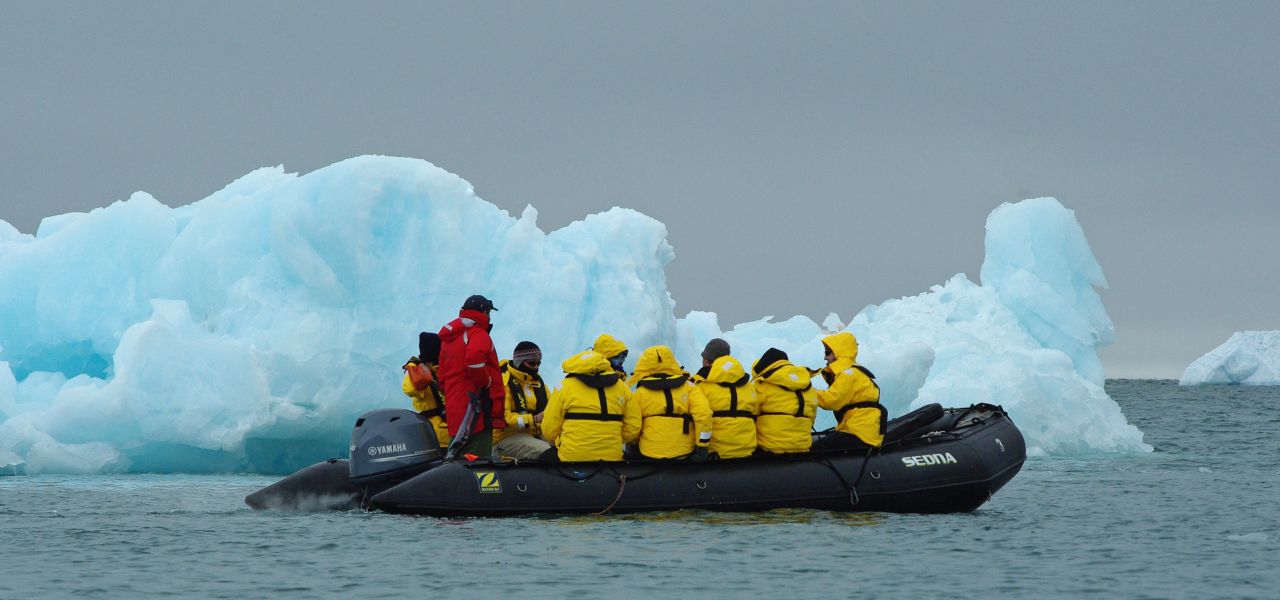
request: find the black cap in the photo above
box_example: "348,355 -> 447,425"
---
461,294 -> 497,312
753,347 -> 789,376
419,332 -> 441,363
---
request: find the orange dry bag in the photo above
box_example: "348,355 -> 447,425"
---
406,362 -> 433,391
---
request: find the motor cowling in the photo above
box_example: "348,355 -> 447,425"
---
349,409 -> 441,480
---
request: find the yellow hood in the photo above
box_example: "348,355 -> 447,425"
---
591,333 -> 628,359
704,355 -> 748,385
561,350 -> 614,376
628,345 -> 683,385
823,331 -> 860,373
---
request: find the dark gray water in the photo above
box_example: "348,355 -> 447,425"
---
2,380 -> 1276,599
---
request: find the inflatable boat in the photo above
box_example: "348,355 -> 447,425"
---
247,402 -> 1025,515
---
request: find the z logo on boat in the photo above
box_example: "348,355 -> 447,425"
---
474,471 -> 502,493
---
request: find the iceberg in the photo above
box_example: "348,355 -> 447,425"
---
0,156 -> 1148,474
692,199 -> 1148,455
1180,331 -> 1280,385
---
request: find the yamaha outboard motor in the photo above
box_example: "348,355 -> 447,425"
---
350,408 -> 441,482
246,408 -> 443,511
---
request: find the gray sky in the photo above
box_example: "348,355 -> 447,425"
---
2,1 -> 1276,378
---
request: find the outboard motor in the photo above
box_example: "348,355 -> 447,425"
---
350,408 -> 441,482
246,408 -> 443,511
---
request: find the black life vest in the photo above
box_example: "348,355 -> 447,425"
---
711,373 -> 754,419
637,375 -> 693,434
562,372 -> 624,422
503,364 -> 549,414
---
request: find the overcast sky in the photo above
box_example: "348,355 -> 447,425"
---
2,1 -> 1276,378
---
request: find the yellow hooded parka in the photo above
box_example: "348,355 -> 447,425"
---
816,332 -> 884,447
622,346 -> 712,459
752,350 -> 817,454
540,351 -> 632,462
693,355 -> 759,459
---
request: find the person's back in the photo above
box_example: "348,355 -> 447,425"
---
694,354 -> 758,459
622,346 -> 712,459
540,350 -> 632,462
815,331 -> 883,449
752,348 -> 817,454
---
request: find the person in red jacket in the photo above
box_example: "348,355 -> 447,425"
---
437,295 -> 507,458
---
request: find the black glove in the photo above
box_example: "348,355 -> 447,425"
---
690,446 -> 709,463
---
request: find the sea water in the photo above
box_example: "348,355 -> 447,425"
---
1,381 -> 1275,599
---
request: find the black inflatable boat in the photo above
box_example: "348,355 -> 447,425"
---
247,402 -> 1025,515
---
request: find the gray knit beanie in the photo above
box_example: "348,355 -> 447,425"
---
701,338 -> 731,362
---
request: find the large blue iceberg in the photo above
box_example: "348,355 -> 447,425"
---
1180,331 -> 1280,385
0,156 -> 1149,474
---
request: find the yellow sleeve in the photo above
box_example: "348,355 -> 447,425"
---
501,377 -> 531,430
503,391 -> 519,429
817,371 -> 854,410
540,387 -> 566,445
621,388 -> 642,444
688,384 -> 713,447
818,369 -> 880,410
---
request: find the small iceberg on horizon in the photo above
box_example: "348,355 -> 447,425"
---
1180,331 -> 1280,386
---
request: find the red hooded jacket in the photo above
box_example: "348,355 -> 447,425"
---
437,309 -> 507,436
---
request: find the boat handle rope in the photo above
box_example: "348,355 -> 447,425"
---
593,474 -> 627,516
852,446 -> 877,488
818,455 -> 859,507
819,447 -> 877,507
